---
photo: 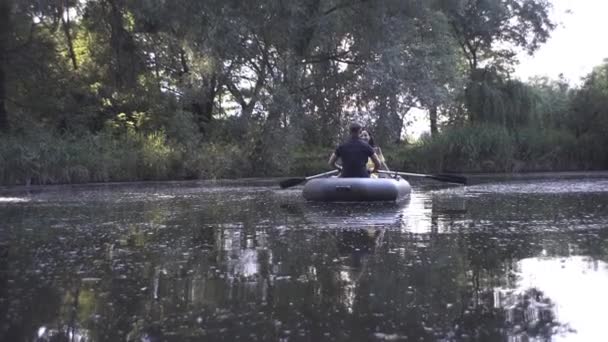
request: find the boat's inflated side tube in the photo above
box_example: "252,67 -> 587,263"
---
302,177 -> 411,202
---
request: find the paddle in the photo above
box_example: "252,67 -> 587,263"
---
378,170 -> 467,185
279,169 -> 340,189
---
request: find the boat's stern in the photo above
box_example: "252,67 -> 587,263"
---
303,177 -> 411,202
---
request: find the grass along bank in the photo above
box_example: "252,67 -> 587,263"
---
1,123 -> 605,186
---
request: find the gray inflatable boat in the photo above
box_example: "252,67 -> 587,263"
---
303,177 -> 411,202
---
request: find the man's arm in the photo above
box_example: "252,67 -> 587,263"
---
328,152 -> 340,169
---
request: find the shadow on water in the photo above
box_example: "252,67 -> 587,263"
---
1,174 -> 608,341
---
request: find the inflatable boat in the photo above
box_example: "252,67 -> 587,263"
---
302,177 -> 411,202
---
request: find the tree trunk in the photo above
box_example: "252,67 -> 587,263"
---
0,0 -> 10,131
396,106 -> 411,144
61,2 -> 78,70
429,106 -> 438,136
106,0 -> 138,89
107,0 -> 124,88
191,75 -> 217,133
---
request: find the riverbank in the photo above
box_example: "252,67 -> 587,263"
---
1,124 -> 606,186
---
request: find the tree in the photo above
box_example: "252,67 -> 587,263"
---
528,75 -> 572,129
443,0 -> 555,75
439,0 -> 555,127
465,68 -> 539,129
569,60 -> 608,168
439,0 -> 556,127
0,0 -> 82,132
339,0 -> 463,143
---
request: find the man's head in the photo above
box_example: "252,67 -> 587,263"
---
349,122 -> 362,137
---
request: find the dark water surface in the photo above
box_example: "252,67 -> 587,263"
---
2,174 -> 608,341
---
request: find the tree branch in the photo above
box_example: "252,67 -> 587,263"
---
301,51 -> 361,65
323,0 -> 368,16
224,78 -> 247,108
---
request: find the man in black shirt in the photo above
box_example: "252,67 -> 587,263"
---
328,122 -> 381,177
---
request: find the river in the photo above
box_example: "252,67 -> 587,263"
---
1,173 -> 608,341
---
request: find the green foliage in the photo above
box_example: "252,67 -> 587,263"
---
442,0 -> 555,125
288,147 -> 332,176
570,62 -> 608,135
0,127 -> 328,185
402,124 -> 515,172
443,0 -> 555,72
465,70 -> 540,129
390,124 -> 586,173
0,0 -> 605,183
181,143 -> 249,179
0,126 -> 181,185
514,127 -> 579,170
528,76 -> 573,129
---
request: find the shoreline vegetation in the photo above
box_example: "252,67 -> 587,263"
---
1,122 -> 605,186
1,1 -> 608,186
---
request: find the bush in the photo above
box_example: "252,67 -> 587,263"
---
514,127 -> 579,171
288,147 -> 331,176
0,127 -> 181,185
384,124 -> 588,173
181,142 -> 250,179
0,120 -> 602,186
387,124 -> 514,173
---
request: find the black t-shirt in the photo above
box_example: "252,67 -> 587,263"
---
335,137 -> 375,178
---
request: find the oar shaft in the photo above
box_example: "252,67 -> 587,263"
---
279,169 -> 341,189
377,170 -> 466,184
377,170 -> 428,178
306,169 -> 340,180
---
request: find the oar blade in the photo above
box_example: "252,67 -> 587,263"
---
428,174 -> 467,185
279,177 -> 306,189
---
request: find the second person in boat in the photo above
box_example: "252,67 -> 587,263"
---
359,129 -> 390,178
328,122 -> 381,178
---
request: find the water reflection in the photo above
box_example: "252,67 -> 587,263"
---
501,256 -> 608,341
1,176 -> 608,341
0,197 -> 29,203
